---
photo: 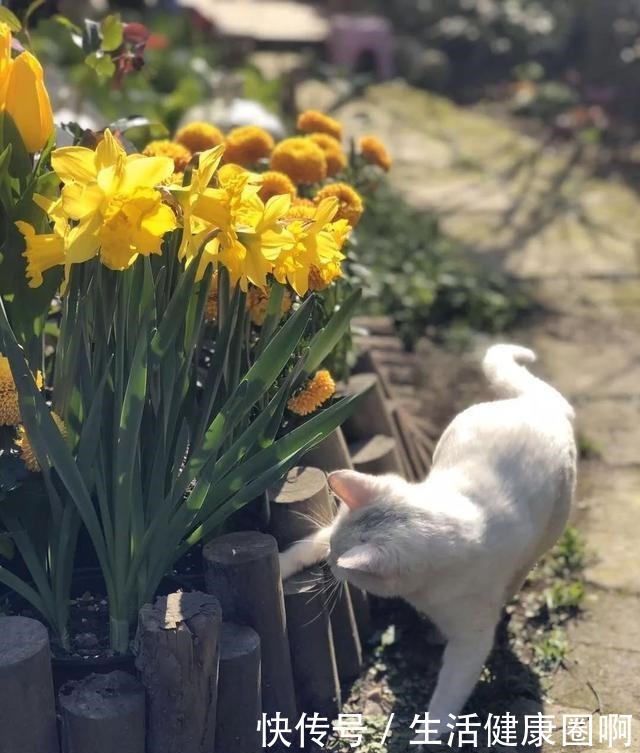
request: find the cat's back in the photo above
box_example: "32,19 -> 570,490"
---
433,394 -> 574,466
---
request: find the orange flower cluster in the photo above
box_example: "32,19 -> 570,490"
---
287,370 -> 336,416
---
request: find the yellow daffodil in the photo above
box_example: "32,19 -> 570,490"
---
171,144 -> 225,264
191,165 -> 294,290
273,197 -> 349,295
0,23 -> 54,153
54,130 -> 176,273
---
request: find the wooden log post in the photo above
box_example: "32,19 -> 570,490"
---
269,466 -> 365,687
341,373 -> 412,478
327,581 -> 363,684
203,531 -> 297,721
352,346 -> 392,398
390,402 -> 434,481
268,466 -> 335,549
135,591 -> 222,753
303,427 -> 354,472
59,671 -> 145,753
350,434 -> 405,476
0,616 -> 58,753
215,623 -> 261,753
283,568 -> 341,719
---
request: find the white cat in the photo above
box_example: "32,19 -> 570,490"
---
279,344 -> 576,739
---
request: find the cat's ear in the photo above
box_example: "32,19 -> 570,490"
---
336,543 -> 386,574
328,470 -> 380,511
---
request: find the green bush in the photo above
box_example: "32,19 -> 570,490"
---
350,180 -> 529,348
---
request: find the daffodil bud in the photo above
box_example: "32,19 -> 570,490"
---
3,50 -> 54,153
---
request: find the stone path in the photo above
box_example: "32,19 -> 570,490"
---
329,82 -> 640,750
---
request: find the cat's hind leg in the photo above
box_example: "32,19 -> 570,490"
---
424,602 -> 501,741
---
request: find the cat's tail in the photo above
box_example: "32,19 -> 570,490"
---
482,344 -> 574,420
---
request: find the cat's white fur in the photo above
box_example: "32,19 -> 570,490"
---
279,344 -> 576,738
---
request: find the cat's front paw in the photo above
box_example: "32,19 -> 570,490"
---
278,550 -> 297,581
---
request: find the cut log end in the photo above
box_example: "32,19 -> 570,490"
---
203,530 -> 278,565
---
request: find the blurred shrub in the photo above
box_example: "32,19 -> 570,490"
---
372,0 -> 577,92
350,180 -> 529,349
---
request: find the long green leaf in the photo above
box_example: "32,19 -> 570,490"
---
303,288 -> 362,376
186,295 -> 315,477
0,298 -> 113,589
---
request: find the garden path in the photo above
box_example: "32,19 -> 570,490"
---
322,82 -> 640,750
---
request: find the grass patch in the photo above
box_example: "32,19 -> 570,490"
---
508,526 -> 588,674
577,432 -> 603,460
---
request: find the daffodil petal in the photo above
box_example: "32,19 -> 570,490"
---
52,146 -> 98,185
95,129 -> 124,171
66,216 -> 101,265
120,156 -> 175,193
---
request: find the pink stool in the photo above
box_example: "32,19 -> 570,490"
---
327,14 -> 394,80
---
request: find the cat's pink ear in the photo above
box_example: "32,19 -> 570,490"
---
328,470 -> 379,511
336,544 -> 384,574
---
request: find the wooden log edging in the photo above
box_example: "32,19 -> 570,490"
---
268,465 -> 365,687
0,616 -> 58,753
203,531 -> 297,721
283,568 -> 341,719
327,580 -> 363,684
350,434 -> 405,476
341,373 -> 414,479
303,427 -> 354,472
59,671 -> 145,753
135,591 -> 221,753
268,466 -> 335,549
215,623 -> 261,753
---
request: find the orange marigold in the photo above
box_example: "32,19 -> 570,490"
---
297,110 -> 342,141
270,137 -> 327,185
258,171 -> 297,203
17,412 -> 67,473
223,126 -> 275,167
246,285 -> 293,326
143,140 -> 192,172
0,356 -> 43,426
314,182 -> 363,227
287,370 -> 336,416
286,198 -> 316,220
308,133 -> 347,177
175,122 -> 225,153
359,134 -> 392,171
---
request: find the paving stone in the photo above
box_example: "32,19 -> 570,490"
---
576,464 -> 640,595
566,591 -> 640,654
549,642 -> 640,714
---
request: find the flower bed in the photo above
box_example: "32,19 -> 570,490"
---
0,9 -> 418,750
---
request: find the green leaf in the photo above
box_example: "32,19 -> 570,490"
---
150,243 -> 201,361
23,0 -> 46,30
0,298 -> 113,592
0,7 -> 21,31
187,295 -> 314,477
52,14 -> 82,35
0,533 -> 14,560
303,288 -> 361,376
101,14 -> 123,52
85,51 -> 116,79
0,112 -> 32,179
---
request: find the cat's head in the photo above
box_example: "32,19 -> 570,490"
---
326,469 -> 421,598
